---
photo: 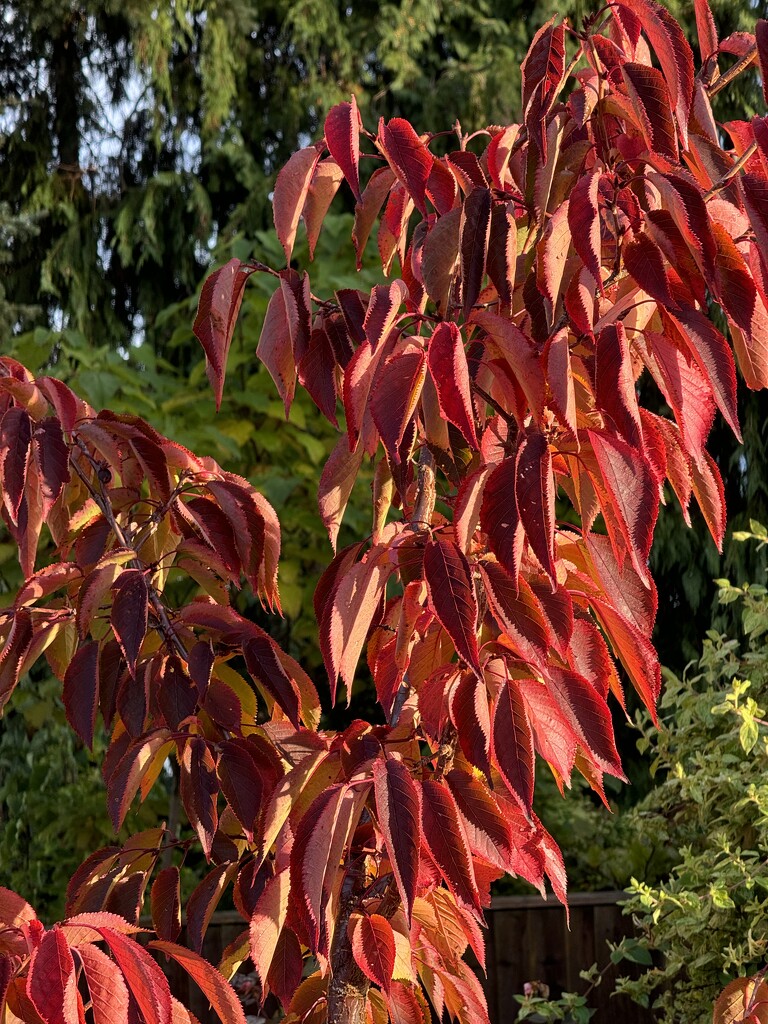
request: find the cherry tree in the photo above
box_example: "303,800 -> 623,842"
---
1,2 -> 768,1024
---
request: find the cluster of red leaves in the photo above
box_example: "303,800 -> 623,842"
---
1,1 -> 768,1023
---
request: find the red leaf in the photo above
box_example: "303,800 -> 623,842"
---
151,867 -> 181,944
667,307 -> 741,444
427,322 -> 478,448
387,981 -> 427,1024
257,279 -> 299,417
445,768 -> 515,873
492,676 -> 535,815
98,927 -> 171,1024
27,927 -> 78,1024
480,562 -> 550,669
364,280 -> 408,351
266,928 -> 303,1007
77,942 -> 130,1024
303,159 -> 344,259
106,731 -> 171,832
379,118 -> 433,216
33,418 -> 70,520
350,913 -> 395,994
585,533 -> 657,636
423,539 -> 481,677
371,350 -> 427,465
480,457 -> 524,582
691,448 -> 726,551
148,942 -> 248,1024
63,642 -> 99,750
516,431 -> 556,583
372,757 -> 421,922
595,323 -> 642,450
180,737 -> 219,859
420,778 -> 481,916
244,635 -> 300,727
546,666 -> 625,779
193,259 -> 253,410
328,551 -> 394,703
590,598 -> 660,717
186,864 -> 236,955
290,784 -> 365,954
617,0 -> 694,148
623,232 -> 676,309
587,429 -> 658,580
216,740 -> 265,841
518,678 -> 578,781
568,168 -> 602,291
449,672 -> 491,778
460,187 -> 492,320
273,146 -> 322,263
545,329 -> 577,438
324,97 -> 362,200
422,208 -> 461,315
693,0 -> 718,62
0,609 -> 32,715
0,407 -> 32,525
249,868 -> 290,989
352,167 -> 396,268
621,63 -> 678,160
521,19 -> 566,157
487,201 -> 517,308
643,331 -> 715,464
110,569 -> 148,677
471,310 -> 545,422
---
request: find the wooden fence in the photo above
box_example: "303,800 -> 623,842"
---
163,892 -> 655,1023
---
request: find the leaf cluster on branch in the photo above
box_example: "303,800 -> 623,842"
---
1,1 -> 768,1023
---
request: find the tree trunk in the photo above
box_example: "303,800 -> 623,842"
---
327,869 -> 370,1024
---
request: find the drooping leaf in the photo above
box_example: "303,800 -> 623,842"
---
460,187 -> 492,320
379,119 -> 433,216
480,457 -> 524,583
515,431 -> 556,583
349,913 -> 396,994
249,868 -> 290,989
427,323 -> 478,448
62,642 -> 99,750
324,97 -> 362,200
492,677 -> 535,815
0,407 -> 32,526
423,539 -> 481,678
568,168 -> 602,290
371,350 -> 427,465
244,634 -> 301,727
266,927 -> 304,1007
273,146 -> 322,263
33,418 -> 70,520
98,927 -> 172,1024
110,569 -> 148,677
546,666 -> 625,779
420,779 -> 481,916
616,0 -> 694,148
256,280 -> 299,417
77,942 -> 130,1024
148,942 -> 248,1024
621,63 -> 678,160
151,867 -> 181,944
193,259 -> 254,410
180,736 -> 219,859
372,757 -> 421,922
449,672 -> 491,778
27,927 -> 78,1024
595,323 -> 642,450
587,429 -> 658,581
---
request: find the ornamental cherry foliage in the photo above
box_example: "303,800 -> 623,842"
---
1,2 -> 768,1024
